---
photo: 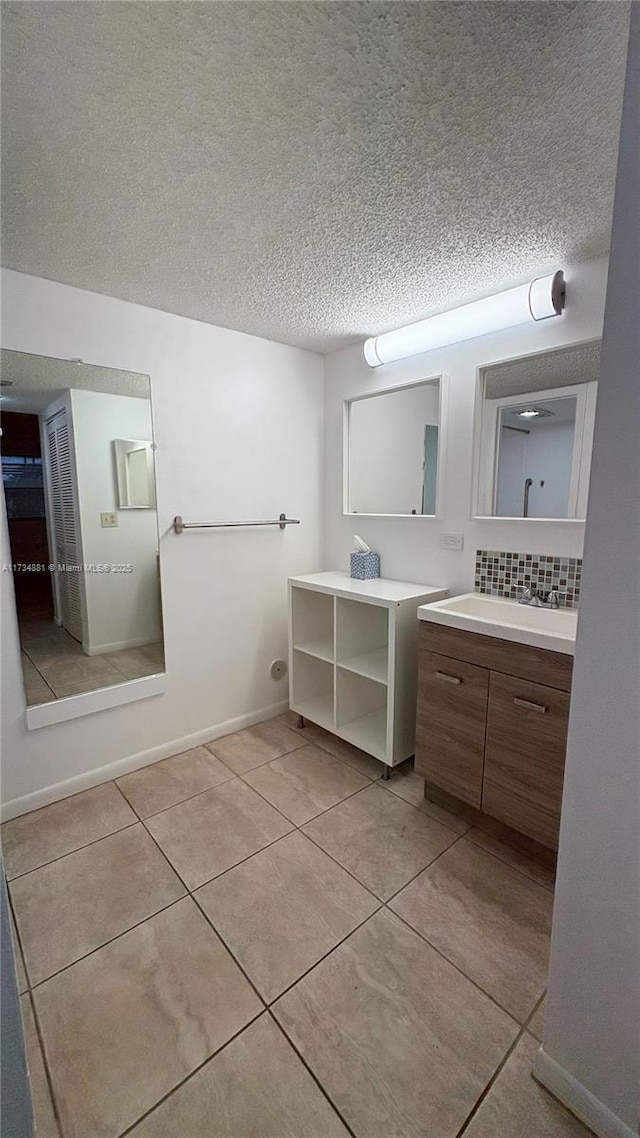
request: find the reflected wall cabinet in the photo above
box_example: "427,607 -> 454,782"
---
288,572 -> 447,771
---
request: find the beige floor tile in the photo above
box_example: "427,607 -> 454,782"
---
311,730 -> 385,779
116,747 -> 233,818
1,783 -> 137,879
106,644 -> 165,680
34,898 -> 262,1138
274,908 -> 518,1138
37,655 -> 127,698
390,839 -> 553,1021
466,828 -> 556,891
11,825 -> 185,985
277,710 -> 328,742
20,994 -> 60,1138
303,782 -> 458,900
196,831 -> 379,1002
528,995 -> 547,1041
383,763 -> 471,835
462,1033 -> 592,1137
10,909 -> 29,992
146,778 -> 293,889
206,718 -> 305,775
21,652 -> 55,707
243,744 -> 370,825
128,1014 -> 349,1138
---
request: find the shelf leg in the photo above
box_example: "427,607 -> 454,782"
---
381,765 -> 391,781
297,715 -> 306,729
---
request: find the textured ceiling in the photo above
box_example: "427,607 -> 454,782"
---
484,340 -> 601,399
1,2 -> 630,353
0,349 -> 149,413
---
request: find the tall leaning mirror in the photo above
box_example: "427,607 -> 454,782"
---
474,340 -> 600,520
345,376 -> 445,517
0,350 -> 165,708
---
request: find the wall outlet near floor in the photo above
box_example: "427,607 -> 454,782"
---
100,512 -> 118,528
440,533 -> 464,551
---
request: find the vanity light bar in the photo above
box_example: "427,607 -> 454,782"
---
363,271 -> 566,367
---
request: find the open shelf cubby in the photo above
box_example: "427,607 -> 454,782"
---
291,586 -> 334,663
336,597 -> 389,684
336,669 -> 388,761
290,650 -> 334,731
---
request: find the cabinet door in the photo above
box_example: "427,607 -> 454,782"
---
483,673 -> 569,849
415,651 -> 489,807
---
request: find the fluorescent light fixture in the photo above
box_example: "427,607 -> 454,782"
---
364,271 -> 566,367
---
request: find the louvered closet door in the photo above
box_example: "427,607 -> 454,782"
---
45,411 -> 84,642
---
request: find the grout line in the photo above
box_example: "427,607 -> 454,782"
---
115,1007 -> 267,1138
116,769 -> 236,822
454,1023 -> 528,1137
266,1009 -> 358,1138
190,891 -> 269,1009
5,817 -> 140,883
7,888 -> 31,992
28,988 -> 65,1138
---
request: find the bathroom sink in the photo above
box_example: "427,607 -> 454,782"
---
418,592 -> 578,654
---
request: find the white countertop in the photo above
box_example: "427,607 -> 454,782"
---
418,591 -> 578,655
289,571 -> 447,606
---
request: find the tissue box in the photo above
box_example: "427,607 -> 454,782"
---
350,551 -> 380,580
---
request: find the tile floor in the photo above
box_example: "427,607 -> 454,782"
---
3,711 -> 593,1138
18,616 -> 165,705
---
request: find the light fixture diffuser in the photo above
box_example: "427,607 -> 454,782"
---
364,271 -> 566,367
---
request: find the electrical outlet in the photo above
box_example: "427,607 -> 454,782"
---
440,533 -> 464,551
100,512 -> 118,528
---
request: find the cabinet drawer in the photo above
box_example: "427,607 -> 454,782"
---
415,651 -> 488,807
483,672 -> 569,849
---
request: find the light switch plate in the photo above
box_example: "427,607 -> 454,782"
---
440,533 -> 464,551
100,512 -> 118,528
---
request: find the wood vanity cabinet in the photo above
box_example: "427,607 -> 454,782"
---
415,623 -> 573,851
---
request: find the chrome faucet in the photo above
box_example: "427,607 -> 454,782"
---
518,585 -> 560,609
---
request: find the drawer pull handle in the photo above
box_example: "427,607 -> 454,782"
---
435,671 -> 462,685
514,697 -> 548,714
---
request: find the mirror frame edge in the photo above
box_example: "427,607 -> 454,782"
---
342,372 -> 449,520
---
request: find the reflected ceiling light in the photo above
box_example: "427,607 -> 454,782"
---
364,271 -> 566,367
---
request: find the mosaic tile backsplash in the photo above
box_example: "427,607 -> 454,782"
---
475,550 -> 582,608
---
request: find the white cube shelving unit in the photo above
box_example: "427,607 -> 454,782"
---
289,571 -> 447,772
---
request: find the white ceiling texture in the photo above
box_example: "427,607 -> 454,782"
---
1,2 -> 630,352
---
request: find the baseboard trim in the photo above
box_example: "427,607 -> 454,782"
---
1,699 -> 289,822
533,1046 -> 638,1138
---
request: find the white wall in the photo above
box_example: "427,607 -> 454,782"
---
0,270 -> 323,813
349,381 -> 440,515
70,388 -> 161,653
324,256 -> 609,588
496,420 -> 575,519
535,9 -> 640,1136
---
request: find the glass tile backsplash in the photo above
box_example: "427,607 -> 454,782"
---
475,549 -> 581,608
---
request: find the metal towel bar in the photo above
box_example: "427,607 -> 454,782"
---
173,513 -> 300,534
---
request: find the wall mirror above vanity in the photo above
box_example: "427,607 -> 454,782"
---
345,375 -> 445,517
0,349 -> 165,718
474,340 -> 600,520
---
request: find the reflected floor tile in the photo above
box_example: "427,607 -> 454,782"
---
196,831 -> 379,1002
1,783 -> 136,879
11,825 -> 185,985
461,1033 -> 593,1137
107,645 -> 165,680
21,652 -> 55,707
116,746 -> 233,818
274,909 -> 518,1138
20,994 -> 60,1138
528,995 -> 546,1041
128,1014 -> 350,1138
206,718 -> 305,775
243,745 -> 370,826
34,898 -> 262,1138
383,764 -> 471,835
37,656 -> 126,698
466,828 -> 556,891
146,777 -> 293,889
303,782 -> 458,900
390,839 -> 553,1021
